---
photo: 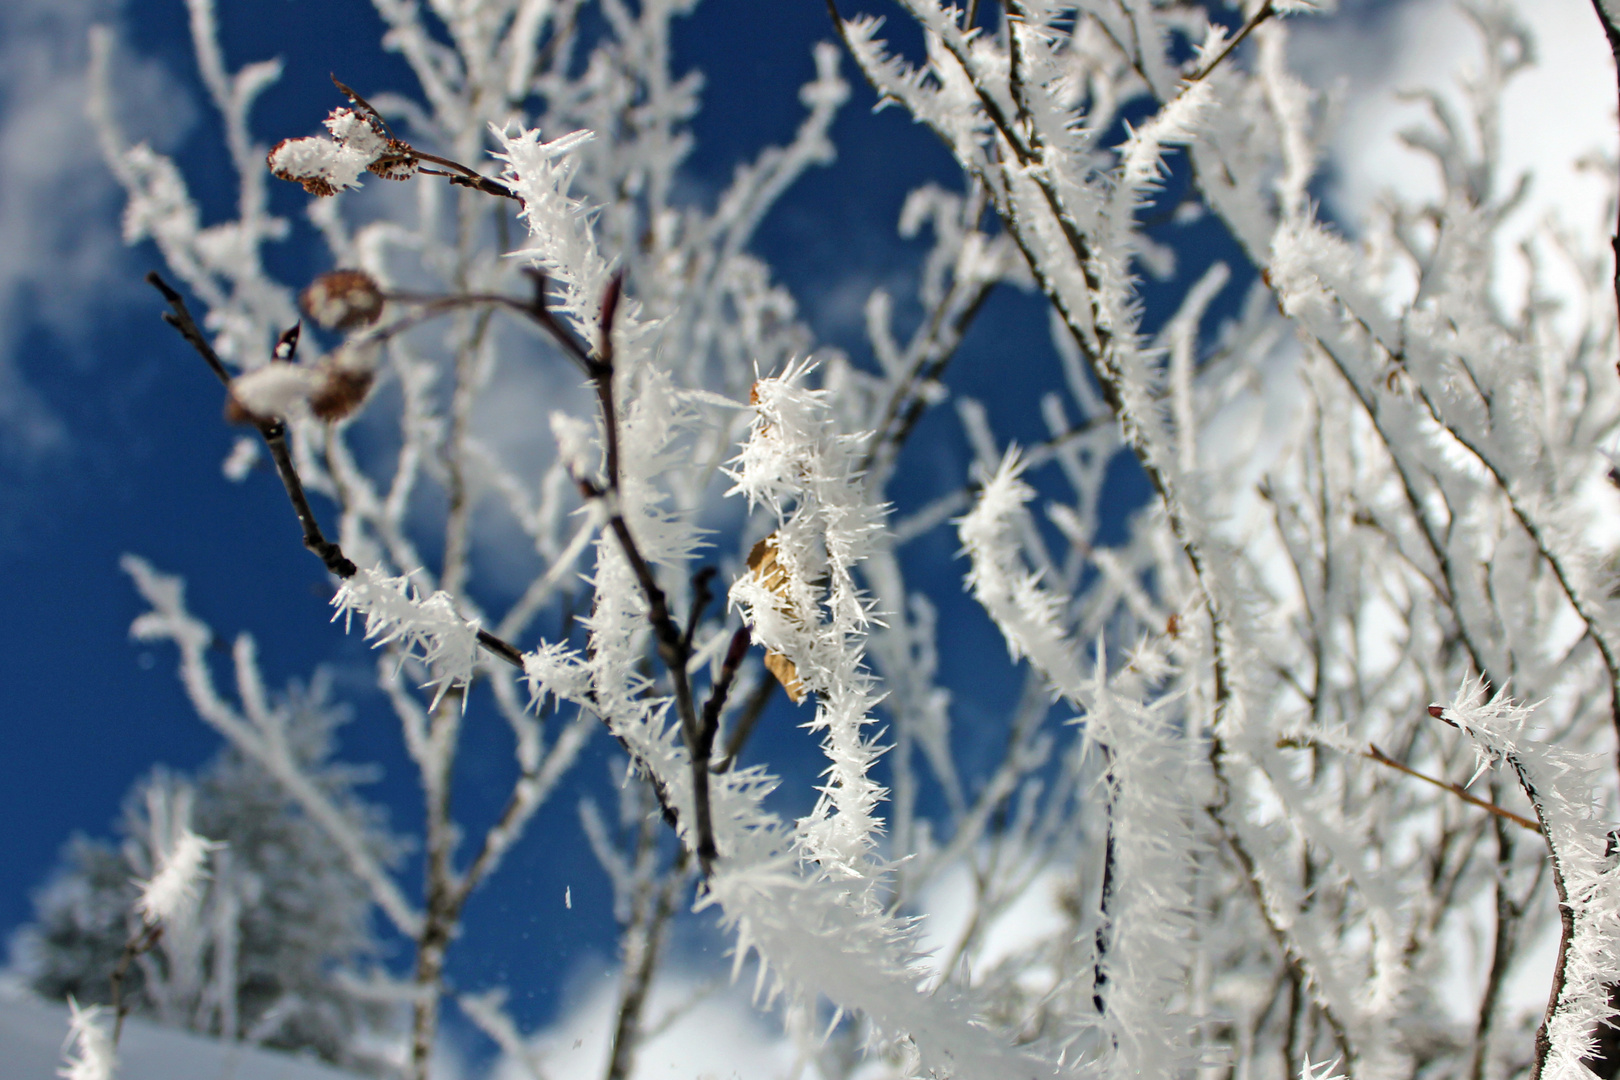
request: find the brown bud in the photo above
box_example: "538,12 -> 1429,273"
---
1427,705 -> 1445,718
301,270 -> 385,331
368,143 -> 419,181
224,392 -> 262,426
310,368 -> 375,422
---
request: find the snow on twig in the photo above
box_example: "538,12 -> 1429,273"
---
1438,679 -> 1620,1080
131,782 -> 220,926
332,568 -> 483,710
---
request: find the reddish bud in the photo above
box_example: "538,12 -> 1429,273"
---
274,323 -> 302,362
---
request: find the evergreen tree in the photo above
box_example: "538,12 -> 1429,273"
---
9,672 -> 395,1071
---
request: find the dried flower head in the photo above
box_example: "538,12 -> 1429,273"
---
268,104 -> 416,196
301,269 -> 385,331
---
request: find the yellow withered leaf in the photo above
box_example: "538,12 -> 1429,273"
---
747,534 -> 806,703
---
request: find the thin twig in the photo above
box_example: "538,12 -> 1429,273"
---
1188,0 -> 1276,83
1471,798 -> 1530,1080
684,567 -> 718,651
145,272 -> 540,662
1091,750 -> 1117,1015
711,674 -> 774,774
571,272 -> 727,875
1509,757 -> 1572,1080
109,922 -> 163,1045
1365,743 -> 1541,834
604,820 -> 690,1080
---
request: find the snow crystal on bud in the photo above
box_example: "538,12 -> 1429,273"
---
324,108 -> 386,159
1274,0 -> 1335,13
550,411 -> 595,478
1121,81 -> 1212,187
228,343 -> 379,424
332,567 -> 481,709
59,1000 -> 115,1080
228,363 -> 319,422
269,136 -> 368,197
1437,675 -> 1538,780
726,359 -> 829,515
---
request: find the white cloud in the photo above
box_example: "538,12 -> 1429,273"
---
495,967 -> 809,1080
0,0 -> 194,464
1293,0 -> 1617,318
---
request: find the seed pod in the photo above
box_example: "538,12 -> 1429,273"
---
301,270 -> 385,331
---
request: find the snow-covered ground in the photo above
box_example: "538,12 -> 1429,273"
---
0,989 -> 361,1080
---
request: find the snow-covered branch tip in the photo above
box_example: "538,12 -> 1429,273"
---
269,77 -> 517,201
333,569 -> 484,710
1432,679 -> 1620,1080
134,818 -> 219,927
